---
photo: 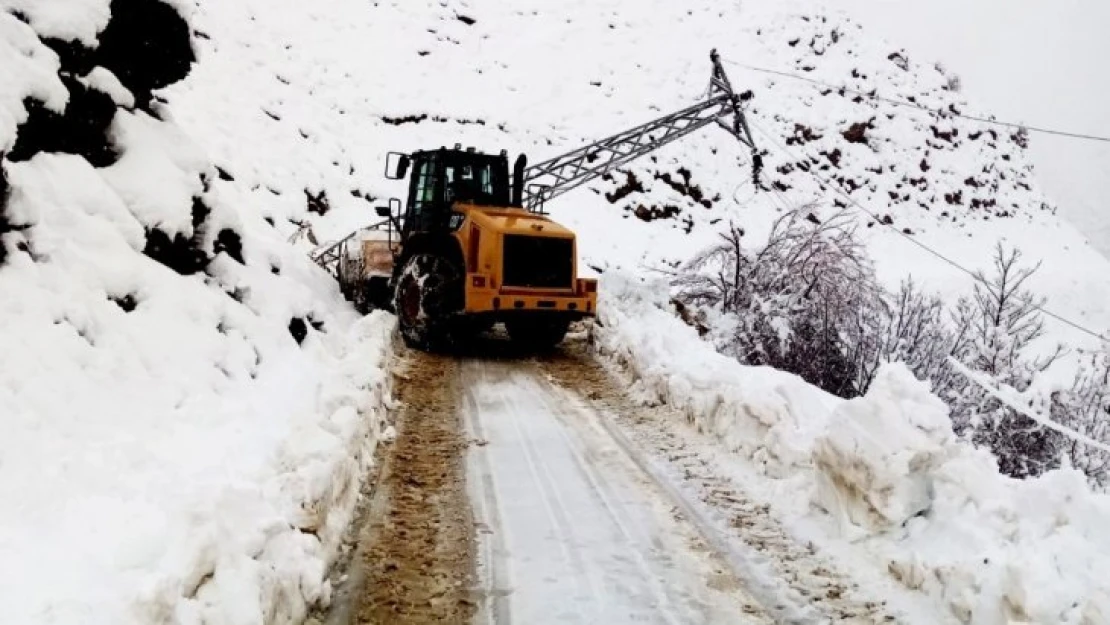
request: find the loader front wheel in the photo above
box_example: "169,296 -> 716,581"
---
393,253 -> 462,350
506,317 -> 570,350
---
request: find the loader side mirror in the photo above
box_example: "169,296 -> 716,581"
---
385,152 -> 410,180
375,206 -> 391,217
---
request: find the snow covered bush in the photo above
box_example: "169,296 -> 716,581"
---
675,208 -> 879,397
1050,345 -> 1110,489
845,278 -> 958,396
675,213 -> 1088,480
943,244 -> 1068,479
674,208 -> 956,401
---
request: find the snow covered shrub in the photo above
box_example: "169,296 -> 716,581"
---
842,278 -> 958,396
679,217 -> 1083,481
675,208 -> 880,397
1050,346 -> 1110,488
943,244 -> 1067,479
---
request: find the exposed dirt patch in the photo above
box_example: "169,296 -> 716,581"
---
602,170 -> 645,203
348,349 -> 476,625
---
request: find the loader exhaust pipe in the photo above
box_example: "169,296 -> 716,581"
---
512,154 -> 527,207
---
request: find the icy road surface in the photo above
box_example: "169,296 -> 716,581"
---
460,359 -> 773,625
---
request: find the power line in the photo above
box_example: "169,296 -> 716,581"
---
724,59 -> 1110,145
746,119 -> 1109,342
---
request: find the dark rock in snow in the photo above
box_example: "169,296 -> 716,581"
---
305,189 -> 330,215
191,196 -> 211,229
604,171 -> 644,204
143,228 -> 211,275
95,0 -> 195,108
8,77 -> 120,166
288,317 -> 308,344
110,293 -> 138,312
214,228 -> 244,264
41,37 -> 98,75
842,121 -> 872,145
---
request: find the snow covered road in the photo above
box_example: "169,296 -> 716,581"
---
460,359 -> 773,625
328,338 -> 915,624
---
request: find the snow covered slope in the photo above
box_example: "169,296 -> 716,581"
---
4,0 -> 1107,622
1,1 -> 394,623
826,0 -> 1110,261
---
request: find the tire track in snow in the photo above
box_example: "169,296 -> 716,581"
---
465,362 -> 598,623
526,372 -> 689,625
493,366 -> 604,621
462,357 -> 773,624
462,378 -> 514,625
538,342 -> 899,624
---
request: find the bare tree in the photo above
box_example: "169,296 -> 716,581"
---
945,244 -> 1067,478
844,279 -> 955,395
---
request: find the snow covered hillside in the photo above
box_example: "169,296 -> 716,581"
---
3,0 -> 1107,622
1,1 -> 394,622
826,0 -> 1110,261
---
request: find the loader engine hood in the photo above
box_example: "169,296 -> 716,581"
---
458,204 -> 575,239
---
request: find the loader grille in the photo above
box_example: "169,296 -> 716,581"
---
502,235 -> 573,289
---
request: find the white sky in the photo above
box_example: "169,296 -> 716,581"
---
823,0 -> 1110,258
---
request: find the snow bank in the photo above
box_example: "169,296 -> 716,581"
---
1,2 -> 397,622
591,272 -> 840,475
812,364 -> 953,536
594,273 -> 1110,624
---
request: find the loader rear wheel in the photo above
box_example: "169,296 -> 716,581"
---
506,318 -> 570,350
393,253 -> 462,350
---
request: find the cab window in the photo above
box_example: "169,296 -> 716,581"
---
411,158 -> 438,218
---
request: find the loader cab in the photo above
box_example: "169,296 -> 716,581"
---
385,147 -> 517,239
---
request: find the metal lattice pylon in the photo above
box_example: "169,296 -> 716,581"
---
522,49 -> 760,212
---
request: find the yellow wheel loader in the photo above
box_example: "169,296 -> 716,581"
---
334,50 -> 761,351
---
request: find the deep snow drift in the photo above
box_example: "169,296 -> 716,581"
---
1,1 -> 394,622
593,273 -> 1110,625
